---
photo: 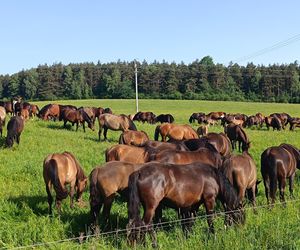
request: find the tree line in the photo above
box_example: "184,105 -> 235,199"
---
0,56 -> 300,103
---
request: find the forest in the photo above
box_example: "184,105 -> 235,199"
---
0,56 -> 300,103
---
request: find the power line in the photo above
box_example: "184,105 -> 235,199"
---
232,33 -> 300,64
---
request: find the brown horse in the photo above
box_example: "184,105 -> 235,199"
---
221,151 -> 258,207
127,162 -> 245,247
133,111 -> 156,124
205,132 -> 232,158
154,123 -> 198,142
0,100 -> 14,115
61,107 -> 94,132
189,112 -> 205,123
261,143 -> 300,205
197,125 -> 208,136
0,106 -> 6,137
38,104 -> 60,121
225,124 -> 250,152
155,114 -> 175,123
43,152 -> 88,215
98,113 -> 137,141
20,108 -> 30,121
89,161 -> 145,229
119,130 -> 149,146
265,115 -> 283,131
105,144 -> 149,163
6,116 -> 25,147
151,143 -> 222,167
30,104 -> 40,117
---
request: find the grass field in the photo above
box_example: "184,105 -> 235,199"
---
1,99 -> 300,249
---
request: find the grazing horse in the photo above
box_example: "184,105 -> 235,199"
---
0,106 -> 6,137
270,113 -> 291,130
205,132 -> 232,158
289,117 -> 300,131
127,162 -> 245,247
225,124 -> 250,152
261,143 -> 300,205
265,115 -> 282,131
155,114 -> 174,123
151,143 -> 222,167
197,125 -> 208,136
154,123 -> 198,142
133,111 -> 156,124
98,113 -> 137,141
43,152 -> 88,215
119,130 -> 149,146
105,145 -> 149,163
78,107 -> 97,125
0,100 -> 14,115
221,151 -> 258,207
30,104 -> 40,117
61,107 -> 94,132
189,112 -> 205,123
38,104 -> 60,121
6,116 -> 25,147
20,108 -> 30,121
89,161 -> 145,229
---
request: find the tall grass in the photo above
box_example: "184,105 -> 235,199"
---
0,99 -> 300,249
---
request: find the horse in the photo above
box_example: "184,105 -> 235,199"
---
89,161 -> 145,229
205,132 -> 232,157
289,117 -> 300,131
150,143 -> 222,167
133,111 -> 156,124
30,104 -> 40,117
119,130 -> 149,146
155,114 -> 174,123
38,104 -> 60,121
43,151 -> 88,215
154,123 -> 198,142
270,113 -> 291,129
265,115 -> 282,131
189,112 -> 205,123
127,162 -> 245,247
261,143 -> 300,205
221,151 -> 258,207
197,125 -> 208,136
225,124 -> 250,152
0,100 -> 14,115
78,107 -> 97,125
0,106 -> 6,137
6,116 -> 25,147
61,107 -> 94,132
105,144 -> 149,163
207,111 -> 226,121
20,108 -> 30,121
98,113 -> 137,141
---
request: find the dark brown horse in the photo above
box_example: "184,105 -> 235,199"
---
89,161 -> 145,229
43,152 -> 87,215
189,112 -> 205,123
261,143 -> 300,205
127,162 -> 245,247
151,142 -> 222,167
133,111 -> 156,124
38,104 -> 61,121
154,123 -> 198,142
0,106 -> 6,137
6,116 -> 25,147
225,124 -> 250,152
221,151 -> 258,207
61,107 -> 94,132
0,100 -> 14,115
119,130 -> 149,146
98,114 -> 137,141
265,115 -> 282,131
155,114 -> 174,123
289,117 -> 300,131
270,113 -> 291,130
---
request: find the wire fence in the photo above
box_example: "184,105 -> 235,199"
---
4,197 -> 300,250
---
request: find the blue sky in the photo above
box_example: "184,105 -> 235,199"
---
0,0 -> 299,75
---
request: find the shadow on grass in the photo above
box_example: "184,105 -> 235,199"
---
46,123 -> 74,131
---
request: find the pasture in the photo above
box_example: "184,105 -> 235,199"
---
1,99 -> 300,249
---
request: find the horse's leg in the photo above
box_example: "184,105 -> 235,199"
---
56,199 -> 62,216
204,196 -> 216,233
289,173 -> 295,198
16,133 -> 21,144
76,122 -> 79,131
103,127 -> 108,141
82,122 -> 86,132
63,120 -> 67,128
143,203 -> 158,248
46,182 -> 53,215
263,177 -> 270,204
102,194 -> 115,227
90,195 -> 103,234
98,127 -> 102,141
69,181 -> 76,209
278,177 -> 286,205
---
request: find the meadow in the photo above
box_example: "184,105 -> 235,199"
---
1,99 -> 300,249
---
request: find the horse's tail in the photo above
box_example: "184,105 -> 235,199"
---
48,159 -> 68,200
128,118 -> 137,131
216,168 -> 240,210
189,115 -> 193,123
154,125 -> 161,141
268,153 -> 278,203
127,171 -> 145,239
119,133 -> 125,144
89,168 -> 101,223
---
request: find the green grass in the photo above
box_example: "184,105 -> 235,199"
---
1,99 -> 300,249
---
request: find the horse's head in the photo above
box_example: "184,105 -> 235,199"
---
5,136 -> 14,148
76,177 -> 88,202
126,218 -> 147,247
242,141 -> 251,152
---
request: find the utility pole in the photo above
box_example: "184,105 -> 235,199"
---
134,60 -> 139,113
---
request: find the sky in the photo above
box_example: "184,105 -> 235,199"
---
0,0 -> 299,75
